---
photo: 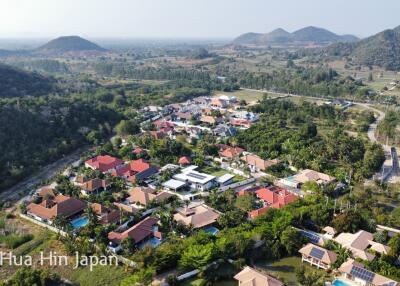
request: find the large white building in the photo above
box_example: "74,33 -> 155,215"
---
173,166 -> 216,191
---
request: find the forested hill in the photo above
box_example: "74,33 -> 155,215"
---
324,26 -> 400,70
37,36 -> 106,54
0,63 -> 56,98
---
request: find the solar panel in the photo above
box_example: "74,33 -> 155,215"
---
350,266 -> 375,283
310,247 -> 325,260
187,172 -> 207,180
300,230 -> 320,244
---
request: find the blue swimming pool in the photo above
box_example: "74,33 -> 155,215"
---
71,216 -> 89,229
332,279 -> 352,286
204,226 -> 220,235
139,237 -> 162,249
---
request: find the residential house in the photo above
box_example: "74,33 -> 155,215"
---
220,146 -> 244,161
111,159 -> 158,183
248,186 -> 297,218
241,153 -> 279,172
213,124 -> 237,137
91,203 -> 120,225
217,174 -> 235,186
299,243 -> 337,269
173,166 -> 216,191
27,194 -> 86,223
231,118 -> 252,128
113,202 -> 140,214
35,186 -> 56,199
132,147 -> 146,156
280,169 -> 336,189
234,266 -> 284,286
108,217 -> 161,251
200,115 -> 221,126
80,178 -> 111,196
178,156 -> 192,166
173,112 -> 193,123
211,98 -> 228,108
232,111 -> 258,122
322,226 -> 337,239
334,230 -> 391,261
338,259 -> 398,286
127,187 -> 173,207
174,204 -> 220,229
85,155 -> 124,173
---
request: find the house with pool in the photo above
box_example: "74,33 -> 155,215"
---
27,194 -> 86,224
173,203 -> 220,234
107,216 -> 162,253
337,259 -> 398,286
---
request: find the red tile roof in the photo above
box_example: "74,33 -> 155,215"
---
255,186 -> 297,208
112,159 -> 156,182
27,195 -> 86,220
85,155 -> 124,173
220,147 -> 244,158
178,156 -> 191,165
108,216 -> 158,244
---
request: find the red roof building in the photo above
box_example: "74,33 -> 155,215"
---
231,118 -> 252,128
256,186 -> 298,208
85,155 -> 124,173
111,159 -> 158,182
132,147 -> 146,155
108,216 -> 159,244
248,186 -> 298,219
220,147 -> 244,159
178,156 -> 192,165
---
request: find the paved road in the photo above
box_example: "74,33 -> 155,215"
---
0,147 -> 86,204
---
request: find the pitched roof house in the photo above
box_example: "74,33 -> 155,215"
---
27,194 -> 86,222
36,186 -> 56,199
334,230 -> 391,261
220,147 -> 244,159
174,204 -> 220,229
111,159 -> 158,182
294,169 -> 336,185
85,155 -> 124,173
255,186 -> 298,208
241,154 -> 279,172
299,243 -> 337,269
234,266 -> 284,286
80,178 -> 111,196
200,115 -> 221,125
178,156 -> 192,166
108,216 -> 159,245
339,259 -> 399,286
127,187 -> 173,206
91,203 -> 120,225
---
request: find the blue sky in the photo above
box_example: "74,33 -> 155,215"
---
0,0 -> 399,39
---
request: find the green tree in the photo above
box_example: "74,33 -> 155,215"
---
179,243 -> 214,270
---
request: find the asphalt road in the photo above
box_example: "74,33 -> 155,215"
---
0,147 -> 86,204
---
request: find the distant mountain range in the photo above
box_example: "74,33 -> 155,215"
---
232,26 -> 359,47
0,36 -> 107,57
323,25 -> 400,70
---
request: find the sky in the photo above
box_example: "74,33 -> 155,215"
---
0,0 -> 399,39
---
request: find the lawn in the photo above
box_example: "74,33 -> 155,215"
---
254,256 -> 331,286
200,166 -> 246,183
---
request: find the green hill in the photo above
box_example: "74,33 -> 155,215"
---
0,63 -> 56,98
325,27 -> 400,70
37,36 -> 106,54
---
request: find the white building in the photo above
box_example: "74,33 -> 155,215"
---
173,166 -> 216,191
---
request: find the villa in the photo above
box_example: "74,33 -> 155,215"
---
299,243 -> 337,269
91,203 -> 120,225
111,159 -> 158,182
234,266 -> 284,286
80,178 -> 111,196
173,203 -> 220,229
241,153 -> 279,172
85,155 -> 124,173
127,187 -> 173,207
338,259 -> 398,286
334,230 -> 391,261
173,166 -> 216,191
27,194 -> 86,223
279,169 -> 336,189
108,216 -> 161,252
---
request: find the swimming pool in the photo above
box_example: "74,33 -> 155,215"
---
204,226 -> 220,235
71,216 -> 89,229
139,237 -> 162,249
332,279 -> 352,286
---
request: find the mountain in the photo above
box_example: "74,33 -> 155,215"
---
0,63 -> 56,97
232,26 -> 359,47
324,26 -> 400,70
37,36 -> 106,54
